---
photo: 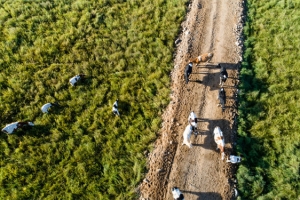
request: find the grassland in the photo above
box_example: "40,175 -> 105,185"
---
237,0 -> 300,199
0,0 -> 187,198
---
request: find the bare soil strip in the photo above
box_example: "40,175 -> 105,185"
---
139,0 -> 244,199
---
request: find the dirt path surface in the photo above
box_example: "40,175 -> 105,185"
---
140,0 -> 244,199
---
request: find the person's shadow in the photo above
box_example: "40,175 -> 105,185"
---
22,124 -> 52,137
191,62 -> 240,91
180,190 -> 222,200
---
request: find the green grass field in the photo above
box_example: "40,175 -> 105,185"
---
0,0 -> 187,198
2,0 -> 299,199
237,0 -> 300,199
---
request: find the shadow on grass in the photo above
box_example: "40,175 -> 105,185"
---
20,124 -> 52,137
117,100 -> 131,115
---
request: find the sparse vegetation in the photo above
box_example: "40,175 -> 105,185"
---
0,0 -> 187,198
237,0 -> 300,199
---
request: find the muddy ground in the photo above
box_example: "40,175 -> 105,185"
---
139,0 -> 245,199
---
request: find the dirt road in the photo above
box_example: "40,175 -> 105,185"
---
139,0 -> 244,199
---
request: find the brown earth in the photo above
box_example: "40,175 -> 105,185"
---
139,0 -> 245,199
